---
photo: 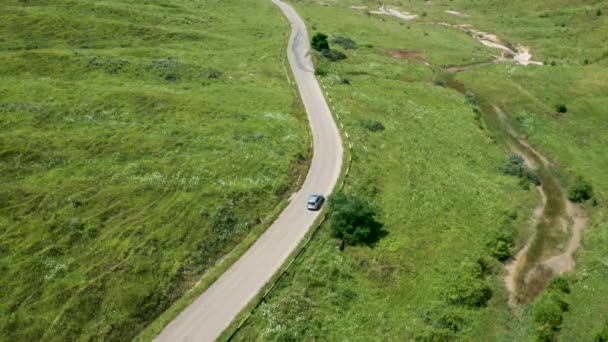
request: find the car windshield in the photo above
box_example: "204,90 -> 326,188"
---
308,196 -> 319,204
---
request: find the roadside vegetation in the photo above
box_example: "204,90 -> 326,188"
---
0,0 -> 309,340
234,0 -> 607,340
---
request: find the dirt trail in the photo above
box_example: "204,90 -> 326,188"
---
437,22 -> 543,67
370,4 -> 417,20
493,106 -> 587,303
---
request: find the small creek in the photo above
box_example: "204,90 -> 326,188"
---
445,77 -> 586,303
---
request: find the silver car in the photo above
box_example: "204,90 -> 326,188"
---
307,193 -> 325,211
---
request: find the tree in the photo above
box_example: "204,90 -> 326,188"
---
311,32 -> 329,52
328,193 -> 383,245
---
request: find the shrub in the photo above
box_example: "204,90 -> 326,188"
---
202,67 -> 223,79
531,292 -> 569,341
548,276 -> 571,294
530,277 -> 571,341
433,78 -> 446,87
555,103 -> 568,113
417,306 -> 465,339
491,240 -> 513,261
211,205 -> 238,242
314,67 -> 327,76
340,77 -> 350,85
598,9 -> 603,16
311,32 -> 329,51
568,177 -> 593,202
68,195 -> 82,207
464,91 -> 476,105
361,119 -> 385,132
322,49 -> 347,62
503,153 -> 541,186
332,36 -> 357,49
328,193 -> 383,246
443,260 -> 492,308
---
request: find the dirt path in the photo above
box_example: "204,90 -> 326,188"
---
370,4 -> 417,20
493,106 -> 587,303
436,22 -> 543,67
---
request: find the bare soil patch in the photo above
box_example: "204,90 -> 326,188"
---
385,49 -> 429,65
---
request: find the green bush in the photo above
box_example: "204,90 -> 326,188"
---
443,260 -> 492,308
311,32 -> 329,51
530,278 -> 571,341
332,36 -> 357,49
314,67 -> 327,76
531,293 -> 568,341
491,240 -> 513,261
567,176 -> 593,202
503,153 -> 541,186
417,306 -> 465,340
464,91 -> 476,105
555,103 -> 568,113
547,276 -> 571,294
202,67 -> 223,79
361,119 -> 385,132
433,78 -> 446,87
328,193 -> 383,246
322,49 -> 347,62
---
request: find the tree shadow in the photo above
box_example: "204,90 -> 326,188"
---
360,220 -> 388,248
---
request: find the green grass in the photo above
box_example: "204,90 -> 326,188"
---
0,0 -> 309,340
232,0 -> 607,340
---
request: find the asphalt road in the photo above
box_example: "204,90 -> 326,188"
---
154,0 -> 343,340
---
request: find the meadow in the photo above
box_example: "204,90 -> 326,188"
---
0,0 -> 309,340
234,0 -> 607,340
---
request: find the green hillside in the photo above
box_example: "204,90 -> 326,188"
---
0,0 -> 308,340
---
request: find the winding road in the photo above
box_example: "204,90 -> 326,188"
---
154,0 -> 343,341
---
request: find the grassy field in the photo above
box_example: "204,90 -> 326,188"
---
234,0 -> 607,340
0,0 -> 309,340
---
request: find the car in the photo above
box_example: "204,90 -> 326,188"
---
307,193 -> 325,211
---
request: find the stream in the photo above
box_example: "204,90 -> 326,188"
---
445,78 -> 587,303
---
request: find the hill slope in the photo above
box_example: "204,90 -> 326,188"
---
0,0 -> 308,340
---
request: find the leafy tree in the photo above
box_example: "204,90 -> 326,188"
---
328,193 -> 383,245
568,177 -> 593,202
311,32 -> 329,51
